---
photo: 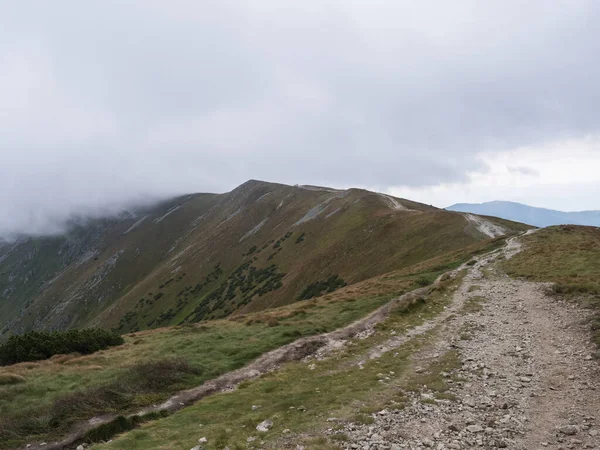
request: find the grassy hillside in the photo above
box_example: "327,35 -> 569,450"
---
0,180 -> 529,339
90,265 -> 469,450
504,226 -> 600,296
0,237 -> 505,449
0,194 -> 221,337
503,225 -> 600,346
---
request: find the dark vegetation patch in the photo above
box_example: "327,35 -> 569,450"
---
267,248 -> 283,260
81,410 -> 170,444
390,295 -> 427,317
123,265 -> 225,332
261,232 -> 294,259
0,329 -> 123,366
272,231 -> 293,249
404,349 -> 462,398
462,295 -> 486,314
298,275 -> 347,300
0,358 -> 196,447
118,311 -> 139,332
184,262 -> 286,323
414,276 -> 433,287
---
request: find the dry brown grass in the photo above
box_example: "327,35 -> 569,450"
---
0,373 -> 26,385
49,353 -> 81,364
14,361 -> 41,370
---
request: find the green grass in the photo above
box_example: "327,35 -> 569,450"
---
0,294 -> 390,448
0,233 -> 506,448
503,225 -> 600,348
0,259 -> 446,449
461,296 -> 486,314
504,226 -> 600,296
93,274 -> 465,450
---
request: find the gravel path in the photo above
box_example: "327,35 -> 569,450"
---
464,214 -> 507,239
342,234 -> 600,450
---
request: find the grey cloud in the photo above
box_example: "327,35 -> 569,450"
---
1,1 -> 600,237
508,166 -> 539,177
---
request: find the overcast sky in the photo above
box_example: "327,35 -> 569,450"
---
1,1 -> 599,238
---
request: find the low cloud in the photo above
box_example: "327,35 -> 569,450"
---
507,166 -> 539,177
1,1 -> 600,237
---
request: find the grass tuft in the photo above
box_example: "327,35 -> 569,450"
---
0,373 -> 26,385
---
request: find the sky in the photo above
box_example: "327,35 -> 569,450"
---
1,1 -> 600,238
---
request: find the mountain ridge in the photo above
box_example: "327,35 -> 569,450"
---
0,180 -> 529,338
447,200 -> 600,227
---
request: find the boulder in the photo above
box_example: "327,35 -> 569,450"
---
257,419 -> 273,432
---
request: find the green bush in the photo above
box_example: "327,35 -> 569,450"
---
414,276 -> 432,287
0,328 -> 124,366
298,275 -> 347,300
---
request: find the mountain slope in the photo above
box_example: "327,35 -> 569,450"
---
447,200 -> 600,227
0,180 -> 530,337
0,236 -> 508,449
89,228 -> 600,450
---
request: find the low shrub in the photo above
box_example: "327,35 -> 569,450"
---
414,276 -> 432,287
0,329 -> 124,366
298,275 -> 347,300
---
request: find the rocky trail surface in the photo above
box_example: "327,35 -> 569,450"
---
338,233 -> 600,450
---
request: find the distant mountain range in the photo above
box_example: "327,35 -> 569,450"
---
447,201 -> 600,228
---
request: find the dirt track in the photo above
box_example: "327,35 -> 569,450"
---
342,232 -> 600,449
